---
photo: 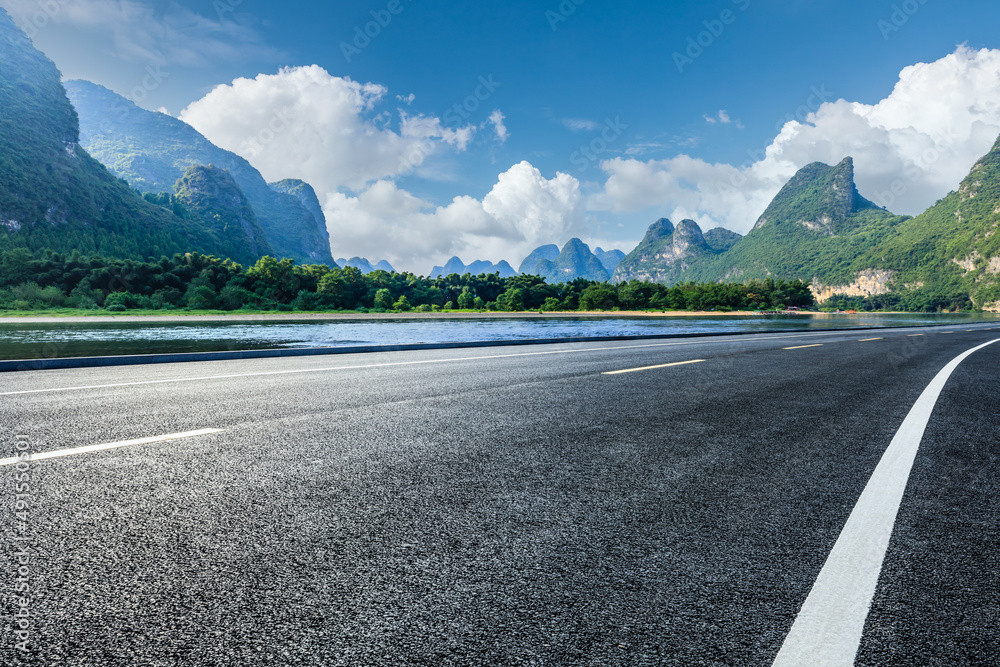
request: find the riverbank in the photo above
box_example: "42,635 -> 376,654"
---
0,309 -> 817,324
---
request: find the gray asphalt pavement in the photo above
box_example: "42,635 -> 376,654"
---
1,324 -> 998,665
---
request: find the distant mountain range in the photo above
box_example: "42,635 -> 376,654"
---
336,258 -> 396,274
4,6 -> 999,310
65,79 -> 334,266
0,8 -> 245,260
428,257 -> 518,278
614,147 -> 1000,309
519,238 -> 622,282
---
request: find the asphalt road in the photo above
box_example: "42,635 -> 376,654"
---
1,324 -> 998,665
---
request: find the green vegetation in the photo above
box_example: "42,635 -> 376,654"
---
613,152 -> 1000,310
698,207 -> 908,286
0,9 -> 237,261
855,134 -> 1000,308
65,80 -> 335,265
0,249 -> 816,314
697,158 -> 908,285
614,219 -> 736,284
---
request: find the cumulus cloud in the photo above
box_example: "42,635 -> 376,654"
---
4,0 -> 276,66
324,162 -> 587,273
600,46 -> 1000,232
179,65 -> 475,191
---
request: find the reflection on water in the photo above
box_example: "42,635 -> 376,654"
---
0,313 -> 997,361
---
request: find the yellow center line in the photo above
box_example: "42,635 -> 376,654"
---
858,338 -> 884,342
603,360 -> 705,375
783,344 -> 824,350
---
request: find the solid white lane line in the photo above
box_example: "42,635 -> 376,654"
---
0,331 -> 867,397
0,429 -> 222,466
783,344 -> 824,350
772,338 -> 1000,667
603,360 -> 705,375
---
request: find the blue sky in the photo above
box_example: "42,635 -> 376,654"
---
5,0 -> 1000,271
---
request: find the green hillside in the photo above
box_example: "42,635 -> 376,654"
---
0,8 -> 229,260
65,79 -> 335,265
613,219 -> 732,284
700,158 -> 908,285
857,135 -> 1000,309
171,165 -> 274,266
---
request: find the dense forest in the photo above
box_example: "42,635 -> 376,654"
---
0,249 -> 818,314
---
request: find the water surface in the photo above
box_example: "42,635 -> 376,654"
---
0,313 -> 996,361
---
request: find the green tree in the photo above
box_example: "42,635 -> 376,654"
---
457,288 -> 475,310
579,283 -> 619,311
374,288 -> 394,311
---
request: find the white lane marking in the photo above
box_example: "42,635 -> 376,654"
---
0,429 -> 223,467
0,331 -> 870,397
908,334 -> 925,337
858,338 -> 883,342
773,338 -> 1000,667
783,344 -> 824,350
603,359 -> 705,375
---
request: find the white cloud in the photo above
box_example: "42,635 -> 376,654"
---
704,110 -> 731,125
179,65 -> 475,191
396,93 -> 416,105
487,110 -> 509,143
324,162 -> 586,273
562,118 -> 601,132
602,46 -> 1000,232
3,0 -> 276,66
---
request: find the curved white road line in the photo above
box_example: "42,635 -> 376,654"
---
773,338 -> 1000,666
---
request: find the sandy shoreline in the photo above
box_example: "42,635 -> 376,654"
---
0,310 -> 822,324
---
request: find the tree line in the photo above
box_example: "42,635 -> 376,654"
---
0,249 -> 817,313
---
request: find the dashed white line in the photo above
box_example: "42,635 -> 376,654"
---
0,429 -> 223,466
603,359 -> 705,375
772,338 -> 1000,666
783,344 -> 824,350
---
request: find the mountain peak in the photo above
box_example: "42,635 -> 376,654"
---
647,218 -> 675,239
752,157 -> 882,235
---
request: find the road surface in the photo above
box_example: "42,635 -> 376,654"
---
2,324 -> 998,665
